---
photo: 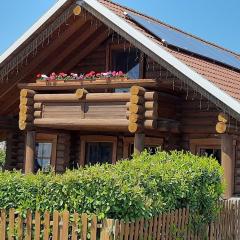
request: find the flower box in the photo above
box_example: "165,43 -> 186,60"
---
35,71 -> 127,84
35,77 -> 128,85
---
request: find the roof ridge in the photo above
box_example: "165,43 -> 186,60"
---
103,0 -> 240,57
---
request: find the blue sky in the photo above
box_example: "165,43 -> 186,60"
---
0,0 -> 240,55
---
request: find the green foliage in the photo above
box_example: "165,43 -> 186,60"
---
0,151 -> 223,223
0,148 -> 6,168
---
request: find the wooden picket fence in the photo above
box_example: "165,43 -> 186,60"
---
0,199 -> 240,239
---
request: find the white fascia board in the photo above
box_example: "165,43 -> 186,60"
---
78,0 -> 240,119
0,0 -> 68,64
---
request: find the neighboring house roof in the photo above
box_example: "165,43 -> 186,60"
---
1,0 -> 240,120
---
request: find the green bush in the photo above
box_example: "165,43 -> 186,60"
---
0,151 -> 223,222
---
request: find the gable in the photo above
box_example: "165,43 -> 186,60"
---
0,0 -> 240,121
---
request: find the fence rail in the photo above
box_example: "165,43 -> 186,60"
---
0,200 -> 239,239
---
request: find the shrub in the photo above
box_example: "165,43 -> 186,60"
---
0,151 -> 223,222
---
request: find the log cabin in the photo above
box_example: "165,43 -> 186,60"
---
0,0 -> 240,199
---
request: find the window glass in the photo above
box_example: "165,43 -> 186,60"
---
112,49 -> 140,79
199,148 -> 221,164
86,142 -> 113,165
35,143 -> 52,172
129,144 -> 160,158
111,49 -> 140,93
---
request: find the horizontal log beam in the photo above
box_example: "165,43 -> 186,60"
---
34,91 -> 159,103
18,79 -> 159,91
34,118 -> 129,131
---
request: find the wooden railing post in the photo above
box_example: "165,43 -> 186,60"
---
24,131 -> 36,174
134,133 -> 145,155
221,134 -> 234,199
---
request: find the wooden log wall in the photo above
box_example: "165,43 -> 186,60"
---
69,133 -> 81,169
56,133 -> 70,173
5,132 -> 25,171
71,42 -> 106,73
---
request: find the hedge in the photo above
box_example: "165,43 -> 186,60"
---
0,151 -> 223,222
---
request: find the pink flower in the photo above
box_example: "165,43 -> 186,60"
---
36,73 -> 42,78
59,72 -> 67,77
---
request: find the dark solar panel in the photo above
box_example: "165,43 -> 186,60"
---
127,12 -> 240,70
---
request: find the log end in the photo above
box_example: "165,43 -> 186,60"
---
20,89 -> 35,98
130,86 -> 146,96
128,122 -> 143,133
218,112 -> 229,123
75,89 -> 88,99
216,122 -> 227,134
130,95 -> 145,105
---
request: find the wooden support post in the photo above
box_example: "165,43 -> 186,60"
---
24,131 -> 36,174
221,134 -> 233,199
134,133 -> 145,155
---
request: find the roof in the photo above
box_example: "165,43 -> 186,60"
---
99,0 -> 240,100
1,0 -> 240,120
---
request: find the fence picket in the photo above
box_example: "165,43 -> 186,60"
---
161,213 -> 166,240
143,219 -> 148,240
62,210 -> 69,240
133,219 -> 140,240
26,210 -> 32,240
34,211 -> 41,240
120,220 -> 125,240
169,211 -> 174,240
43,211 -> 50,239
114,219 -> 120,240
17,214 -> 24,240
71,212 -> 79,240
129,221 -> 135,240
8,208 -> 15,240
156,214 -> 162,240
152,215 -> 158,240
81,213 -> 88,240
124,221 -> 130,240
148,218 -> 153,240
0,209 -> 6,240
52,210 -> 60,240
173,209 -> 178,239
184,208 -> 190,240
165,212 -> 171,240
91,215 -> 98,240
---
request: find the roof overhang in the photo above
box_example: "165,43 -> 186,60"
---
77,0 -> 240,121
0,0 -> 72,73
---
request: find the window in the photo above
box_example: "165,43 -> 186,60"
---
199,147 -> 221,164
111,47 -> 141,93
35,143 -> 52,171
80,136 -> 117,166
34,133 -> 57,172
190,138 -> 221,164
111,49 -> 140,79
123,137 -> 163,159
85,142 -> 113,165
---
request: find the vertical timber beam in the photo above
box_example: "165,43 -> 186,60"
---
221,134 -> 233,199
24,131 -> 36,174
134,133 -> 145,155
